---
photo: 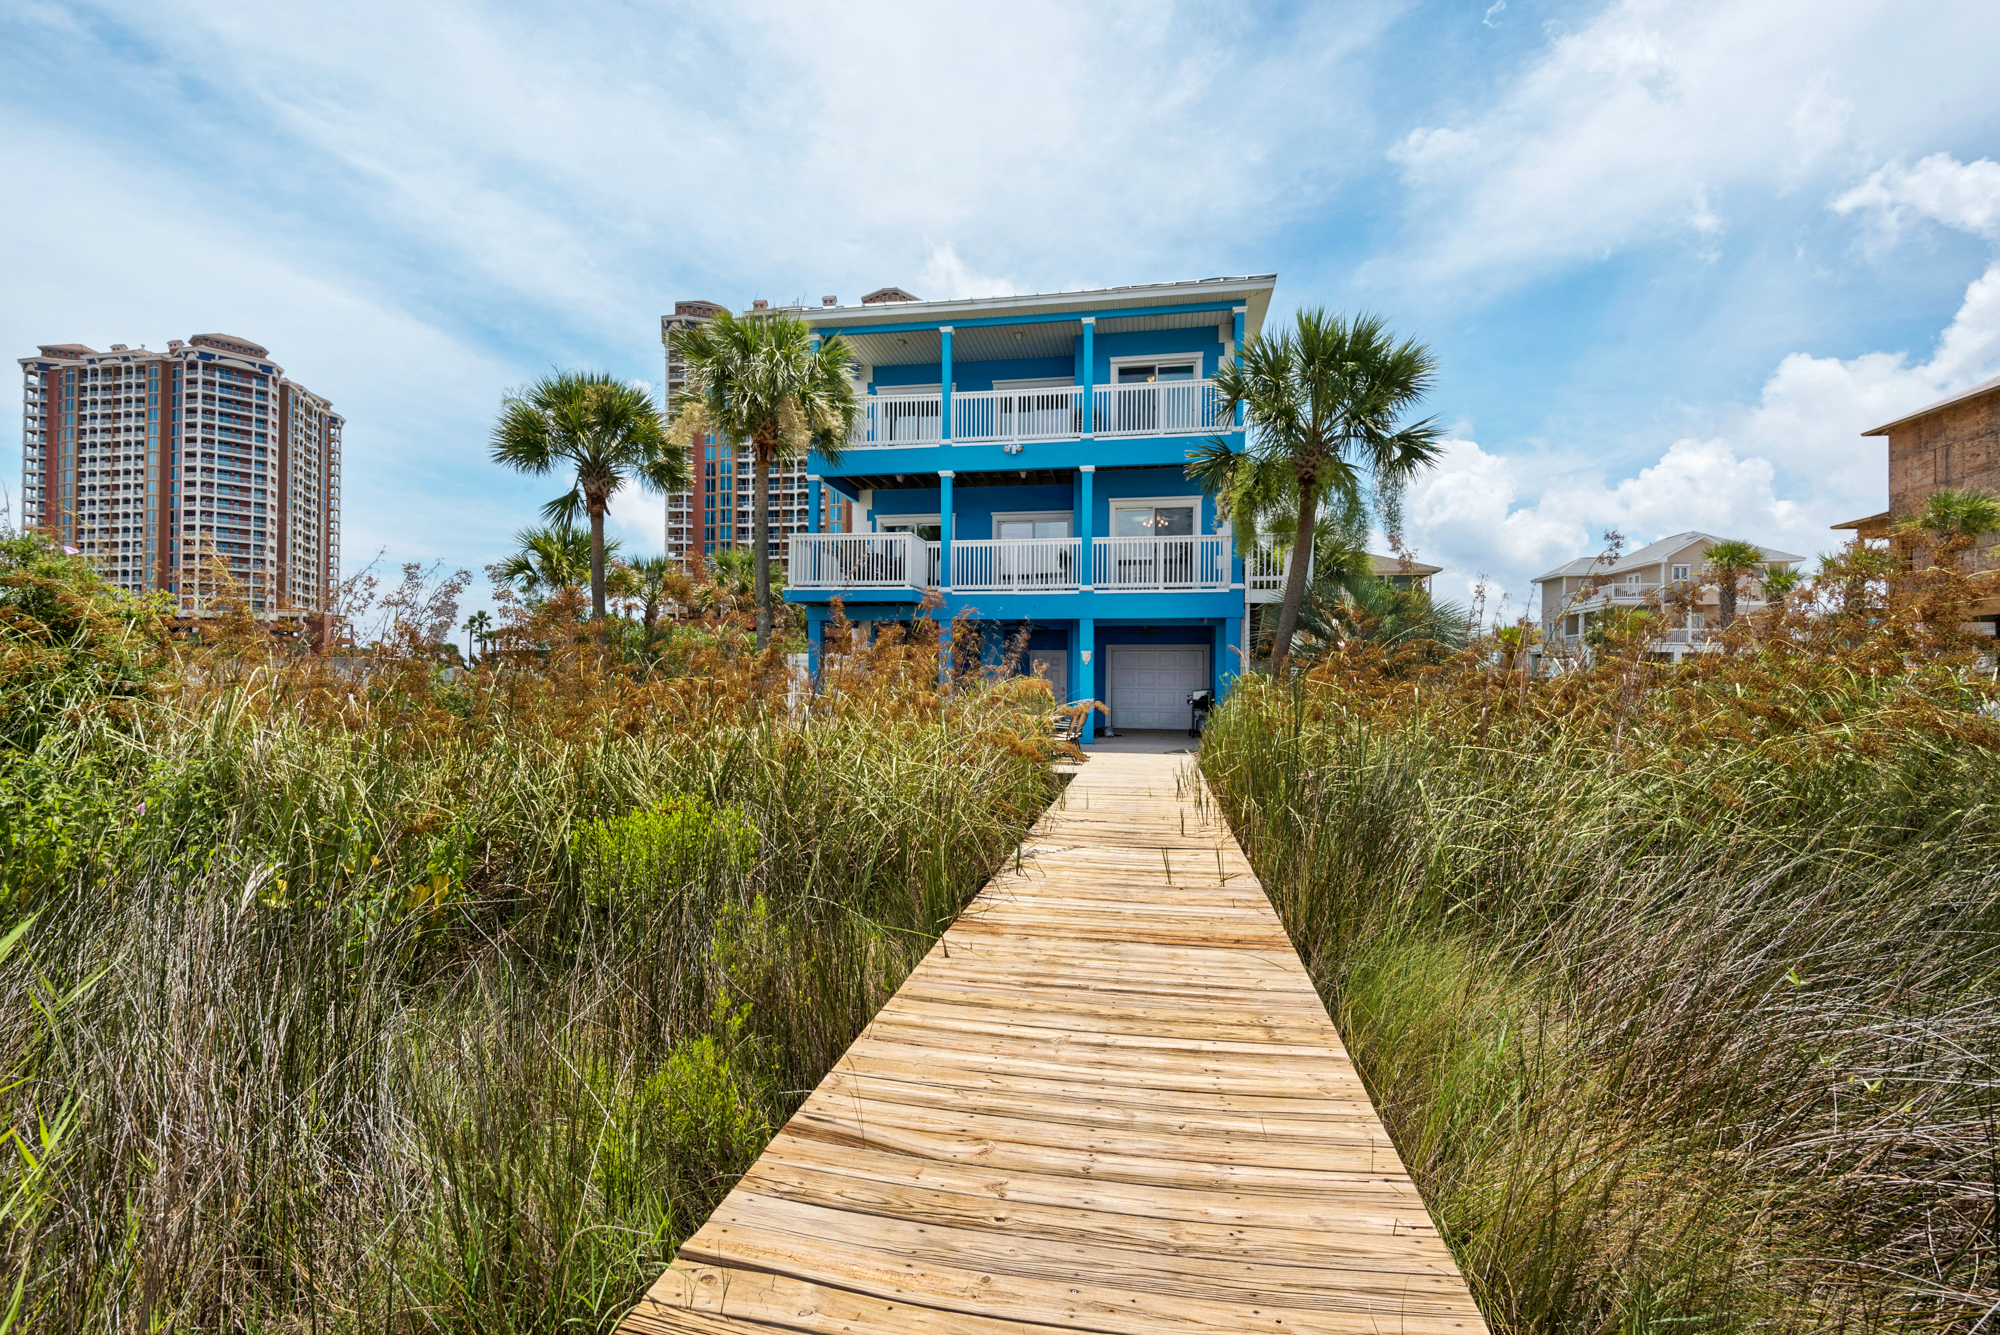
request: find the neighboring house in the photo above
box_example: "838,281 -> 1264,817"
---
1532,531 -> 1803,665
1371,553 -> 1440,592
783,275 -> 1280,742
1837,372 -> 2000,620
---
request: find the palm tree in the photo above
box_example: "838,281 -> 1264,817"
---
1189,310 -> 1441,677
627,555 -> 677,637
667,312 -> 861,651
1757,566 -> 1801,637
1702,538 -> 1766,629
463,609 -> 492,662
491,371 -> 687,619
1294,574 -> 1471,660
1907,486 -> 2000,568
497,523 -> 611,603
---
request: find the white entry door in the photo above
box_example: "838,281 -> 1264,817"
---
1026,650 -> 1067,704
1107,646 -> 1208,730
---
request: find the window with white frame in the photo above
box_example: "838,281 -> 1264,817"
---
1109,499 -> 1197,537
1110,358 -> 1199,384
992,510 -> 1071,540
1671,564 -> 1690,582
877,514 -> 941,541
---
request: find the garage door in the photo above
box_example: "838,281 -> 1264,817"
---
1108,646 -> 1208,731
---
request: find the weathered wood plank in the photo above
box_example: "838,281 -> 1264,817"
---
617,752 -> 1487,1334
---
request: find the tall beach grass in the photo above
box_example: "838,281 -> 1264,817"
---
1201,658 -> 2000,1332
0,542 -> 1060,1333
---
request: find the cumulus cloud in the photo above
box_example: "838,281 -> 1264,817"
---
917,245 -> 1020,301
1370,0 -> 2000,297
1405,150 -> 2000,615
1406,435 -> 1801,615
605,481 -> 666,549
1834,153 -> 2000,245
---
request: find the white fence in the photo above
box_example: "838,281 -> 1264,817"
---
846,380 -> 1228,448
952,388 -> 1086,444
790,533 -> 1245,593
950,538 -> 1082,591
1091,536 -> 1232,591
1245,539 -> 1307,602
785,533 -> 927,589
1090,381 -> 1228,438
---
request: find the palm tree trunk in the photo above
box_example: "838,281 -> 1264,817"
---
1269,488 -> 1318,678
589,503 -> 608,619
1718,581 -> 1736,629
753,440 -> 773,651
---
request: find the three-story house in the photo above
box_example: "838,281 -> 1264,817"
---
783,275 -> 1279,742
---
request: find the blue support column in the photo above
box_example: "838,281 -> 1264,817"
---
938,470 -> 954,591
1080,317 -> 1095,437
808,476 -> 823,534
1222,616 -> 1243,697
940,326 -> 953,443
1078,465 -> 1095,590
1078,616 -> 1097,744
807,606 -> 825,680
1232,307 -> 1247,431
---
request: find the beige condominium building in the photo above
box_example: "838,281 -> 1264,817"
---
1534,531 -> 1802,665
19,334 -> 342,618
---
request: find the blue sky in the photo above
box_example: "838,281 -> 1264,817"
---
5,0 -> 1999,621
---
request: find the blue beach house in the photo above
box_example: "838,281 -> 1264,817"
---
787,275 -> 1288,743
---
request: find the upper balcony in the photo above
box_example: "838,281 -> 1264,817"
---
796,275 -> 1276,482
852,381 -> 1228,449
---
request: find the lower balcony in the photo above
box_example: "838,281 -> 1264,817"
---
786,533 -> 1272,595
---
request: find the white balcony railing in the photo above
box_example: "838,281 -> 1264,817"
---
1092,381 -> 1227,437
951,538 -> 1082,591
785,533 -> 927,589
847,380 -> 1229,449
788,534 -> 1241,594
1092,536 -> 1232,591
850,393 -> 945,447
1245,538 -> 1311,602
952,388 -> 1087,444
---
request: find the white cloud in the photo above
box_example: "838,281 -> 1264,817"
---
1369,0 -> 2000,297
1406,434 -> 1801,614
917,245 -> 1020,301
1407,171 -> 2000,613
605,482 -> 665,551
1833,152 -> 2000,247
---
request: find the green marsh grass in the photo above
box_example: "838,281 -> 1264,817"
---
0,541 -> 1060,1333
1201,668 -> 2000,1332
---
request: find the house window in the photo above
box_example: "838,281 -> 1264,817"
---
879,515 -> 942,542
1112,360 -> 1198,383
1110,501 -> 1196,537
994,511 -> 1071,540
1671,564 -> 1690,582
1625,572 -> 1641,586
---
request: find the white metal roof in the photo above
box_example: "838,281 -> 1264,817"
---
1533,532 -> 1804,583
800,275 -> 1274,338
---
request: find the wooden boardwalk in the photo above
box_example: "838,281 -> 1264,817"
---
621,752 -> 1488,1334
